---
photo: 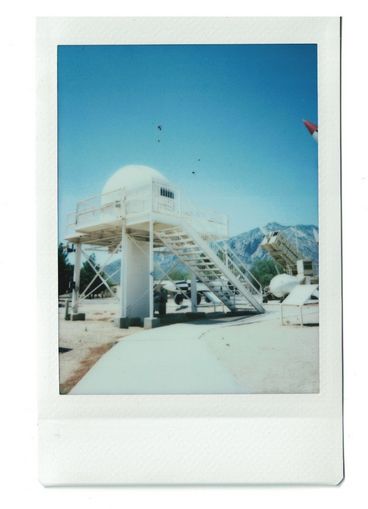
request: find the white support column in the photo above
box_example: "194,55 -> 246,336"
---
149,220 -> 154,318
191,271 -> 197,313
119,221 -> 127,320
71,242 -> 82,314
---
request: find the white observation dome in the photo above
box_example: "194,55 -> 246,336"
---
102,164 -> 169,196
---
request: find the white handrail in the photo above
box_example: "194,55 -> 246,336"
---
214,240 -> 262,294
169,222 -> 265,313
66,181 -> 229,241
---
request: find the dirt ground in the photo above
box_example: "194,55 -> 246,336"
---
69,303 -> 319,395
59,297 -> 319,394
58,298 -> 141,393
58,294 -> 226,393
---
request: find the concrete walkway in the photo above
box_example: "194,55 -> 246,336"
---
71,306 -> 319,394
70,323 -> 243,394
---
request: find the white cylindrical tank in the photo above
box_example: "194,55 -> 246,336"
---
269,274 -> 304,299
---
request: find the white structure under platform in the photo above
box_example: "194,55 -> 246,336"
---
66,165 -> 264,326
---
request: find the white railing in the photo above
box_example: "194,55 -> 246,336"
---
66,189 -> 124,236
170,206 -> 261,295
158,223 -> 264,313
212,239 -> 263,296
180,194 -> 228,241
66,180 -> 229,241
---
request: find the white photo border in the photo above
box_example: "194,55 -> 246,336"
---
37,17 -> 343,485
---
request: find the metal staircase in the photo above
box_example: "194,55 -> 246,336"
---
156,224 -> 265,314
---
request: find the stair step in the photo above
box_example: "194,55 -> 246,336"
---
156,227 -> 264,314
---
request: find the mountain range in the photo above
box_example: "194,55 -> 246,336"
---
104,222 -> 319,283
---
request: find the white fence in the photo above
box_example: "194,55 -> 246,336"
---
66,180 -> 228,240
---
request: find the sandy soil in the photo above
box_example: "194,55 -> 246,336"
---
69,302 -> 319,395
60,298 -> 319,395
202,317 -> 319,393
58,298 -> 141,393
58,294 -> 228,393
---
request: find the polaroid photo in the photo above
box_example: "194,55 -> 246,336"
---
37,17 -> 343,485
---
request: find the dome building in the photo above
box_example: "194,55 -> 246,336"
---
102,164 -> 169,195
65,164 -> 264,328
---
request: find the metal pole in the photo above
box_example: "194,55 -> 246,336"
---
191,271 -> 197,313
79,242 -> 120,299
71,242 -> 81,314
119,221 -> 127,318
64,299 -> 70,320
149,220 -> 154,318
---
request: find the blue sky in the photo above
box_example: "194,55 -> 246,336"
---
58,44 -> 318,238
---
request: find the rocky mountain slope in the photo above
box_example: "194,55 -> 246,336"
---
104,223 -> 319,283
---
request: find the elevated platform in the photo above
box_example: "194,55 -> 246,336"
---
66,166 -> 265,320
66,180 -> 228,248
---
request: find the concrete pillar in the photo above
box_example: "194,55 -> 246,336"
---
144,317 -> 160,329
118,224 -> 150,327
117,220 -> 156,327
191,271 -> 197,313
